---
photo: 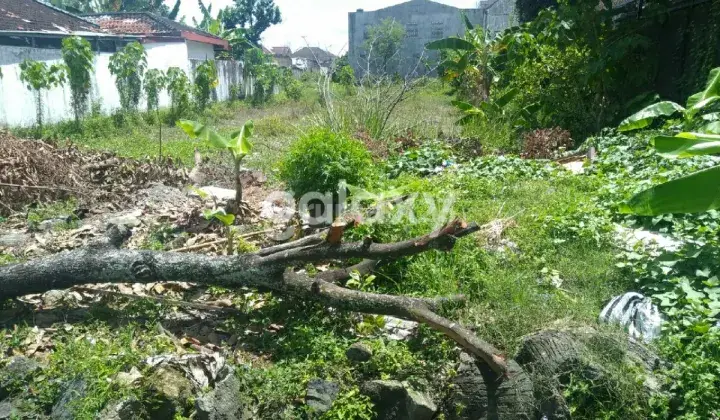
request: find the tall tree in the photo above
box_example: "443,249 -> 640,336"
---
219,0 -> 281,46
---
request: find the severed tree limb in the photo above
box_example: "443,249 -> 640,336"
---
282,269 -> 506,374
316,259 -> 380,283
0,219 -> 507,375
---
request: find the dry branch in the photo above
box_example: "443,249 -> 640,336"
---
0,219 -> 507,375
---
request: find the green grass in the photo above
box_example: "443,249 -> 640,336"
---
0,323 -> 175,419
347,172 -> 627,353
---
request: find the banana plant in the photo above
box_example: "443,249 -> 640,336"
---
619,67 -> 720,133
621,132 -> 720,215
178,119 -> 254,216
426,13 -> 497,102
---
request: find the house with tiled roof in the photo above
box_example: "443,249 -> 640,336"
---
292,47 -> 336,72
0,0 -> 242,128
0,0 -> 134,53
271,46 -> 292,68
83,12 -> 229,60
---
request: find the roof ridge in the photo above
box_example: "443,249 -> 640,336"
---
84,11 -> 223,40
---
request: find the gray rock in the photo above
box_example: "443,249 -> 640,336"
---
383,316 -> 418,341
0,398 -> 31,420
346,342 -> 373,362
106,210 -> 143,229
113,367 -> 143,387
0,232 -> 31,248
360,380 -> 436,420
196,368 -> 246,420
1,357 -> 42,399
305,379 -> 340,414
51,379 -> 86,420
146,367 -> 194,418
406,389 -> 436,420
100,398 -> 145,420
4,356 -> 41,380
361,380 -> 406,420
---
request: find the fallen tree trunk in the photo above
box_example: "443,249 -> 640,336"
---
0,220 -> 508,375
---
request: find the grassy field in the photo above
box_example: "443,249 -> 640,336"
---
0,81 -> 661,419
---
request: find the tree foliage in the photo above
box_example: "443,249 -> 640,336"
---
61,36 -> 94,125
194,0 -> 253,59
109,41 -> 147,113
18,59 -> 66,128
144,69 -> 167,112
219,0 -> 282,46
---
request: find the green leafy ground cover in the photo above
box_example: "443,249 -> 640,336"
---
2,80 -> 719,418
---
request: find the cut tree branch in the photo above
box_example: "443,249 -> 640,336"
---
0,219 -> 507,375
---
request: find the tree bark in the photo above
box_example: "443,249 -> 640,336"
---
0,220 -> 508,375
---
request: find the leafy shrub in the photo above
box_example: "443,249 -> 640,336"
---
521,127 -> 573,159
279,128 -> 376,197
279,67 -> 302,101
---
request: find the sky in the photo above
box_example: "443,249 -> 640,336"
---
170,0 -> 480,54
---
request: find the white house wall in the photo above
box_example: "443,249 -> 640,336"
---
185,40 -> 215,61
0,41 -> 245,127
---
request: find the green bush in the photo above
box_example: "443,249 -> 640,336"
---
279,128 -> 376,197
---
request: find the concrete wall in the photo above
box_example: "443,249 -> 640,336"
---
0,40 -> 245,127
479,0 -> 516,35
186,40 -> 215,61
348,0 -> 514,78
189,57 -> 244,102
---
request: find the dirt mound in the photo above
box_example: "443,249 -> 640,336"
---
0,132 -> 188,216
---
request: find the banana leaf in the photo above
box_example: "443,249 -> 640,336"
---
426,37 -> 475,51
653,133 -> 720,158
621,165 -> 720,215
618,101 -> 685,132
687,67 -> 720,109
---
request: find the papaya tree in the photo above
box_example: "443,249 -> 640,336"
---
109,41 -> 147,113
178,119 -> 254,215
144,69 -> 167,157
18,59 -> 66,130
61,36 -> 94,126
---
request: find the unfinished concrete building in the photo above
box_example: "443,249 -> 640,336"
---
348,0 -> 515,78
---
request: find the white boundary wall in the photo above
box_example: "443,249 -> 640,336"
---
0,40 -> 245,127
